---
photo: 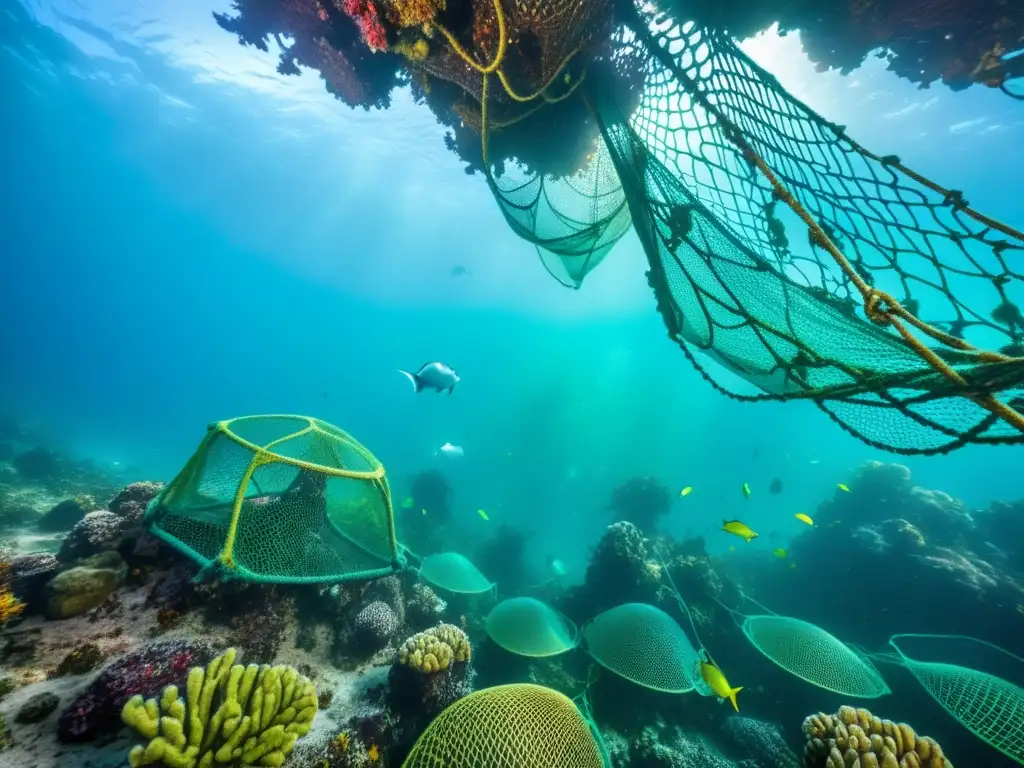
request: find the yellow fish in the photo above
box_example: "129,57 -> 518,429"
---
837,483 -> 851,493
477,509 -> 490,521
680,486 -> 693,497
722,519 -> 758,542
421,508 -> 428,516
795,513 -> 814,526
701,661 -> 743,712
773,548 -> 787,559
401,496 -> 415,509
742,482 -> 751,499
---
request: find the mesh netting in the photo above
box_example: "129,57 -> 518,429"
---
581,602 -> 702,693
402,683 -> 606,767
484,597 -> 579,657
741,614 -> 890,698
144,415 -> 403,583
418,552 -> 495,594
890,634 -> 1024,764
581,14 -> 1024,454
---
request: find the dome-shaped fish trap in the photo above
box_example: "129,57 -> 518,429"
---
144,415 -> 404,583
582,602 -> 702,693
890,634 -> 1024,764
402,683 -> 606,768
485,597 -> 579,657
418,552 -> 495,595
741,615 -> 890,698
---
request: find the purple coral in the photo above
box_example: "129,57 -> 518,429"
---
57,638 -> 215,742
354,600 -> 399,651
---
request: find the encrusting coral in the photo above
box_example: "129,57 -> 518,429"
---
802,705 -> 951,768
121,647 -> 317,767
397,623 -> 470,674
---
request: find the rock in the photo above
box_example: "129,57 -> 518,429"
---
57,511 -> 126,562
13,447 -> 61,482
58,638 -> 215,742
53,642 -> 107,677
36,498 -> 89,532
15,691 -> 60,724
7,552 -> 59,607
44,552 -> 127,619
108,481 -> 164,524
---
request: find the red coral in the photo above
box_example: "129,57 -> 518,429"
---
341,0 -> 389,51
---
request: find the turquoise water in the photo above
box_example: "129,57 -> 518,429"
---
1,0 -> 1022,581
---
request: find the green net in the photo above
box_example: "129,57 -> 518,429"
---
402,683 -> 606,767
581,602 -> 701,693
144,415 -> 403,583
890,634 -> 1024,764
741,615 -> 890,698
484,597 -> 579,657
476,7 -> 1024,454
418,552 -> 495,594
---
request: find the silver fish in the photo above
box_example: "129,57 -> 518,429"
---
399,361 -> 460,394
436,442 -> 464,458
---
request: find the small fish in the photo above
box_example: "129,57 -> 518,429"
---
742,482 -> 752,499
680,486 -> 693,497
768,477 -> 783,495
728,546 -> 736,553
701,662 -> 743,712
450,265 -> 470,277
795,513 -> 814,526
773,548 -> 787,558
398,362 -> 460,394
477,509 -> 489,521
826,520 -> 842,528
437,442 -> 464,458
788,562 -> 797,569
421,508 -> 428,516
722,519 -> 758,542
837,483 -> 851,493
809,459 -> 820,465
401,496 -> 415,509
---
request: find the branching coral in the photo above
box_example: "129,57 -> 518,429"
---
122,647 -> 317,768
802,705 -> 950,768
397,623 -> 470,673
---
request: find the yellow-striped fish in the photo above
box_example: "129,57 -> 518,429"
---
742,482 -> 752,499
773,548 -> 787,559
477,509 -> 490,521
701,661 -> 743,712
795,513 -> 814,526
680,486 -> 693,497
837,483 -> 851,493
722,519 -> 758,542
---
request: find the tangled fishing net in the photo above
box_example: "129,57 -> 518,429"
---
213,0 -> 1024,455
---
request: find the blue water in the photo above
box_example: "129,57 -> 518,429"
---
2,0 -> 1023,583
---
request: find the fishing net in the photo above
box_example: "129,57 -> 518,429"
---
581,602 -> 702,693
454,2 -> 1024,454
402,683 -> 606,767
418,552 -> 495,594
484,597 -> 579,657
741,615 -> 890,698
889,634 -> 1024,764
144,415 -> 404,583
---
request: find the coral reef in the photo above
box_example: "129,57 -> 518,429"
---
36,497 -> 91,532
0,554 -> 25,626
58,637 -> 216,742
56,510 -> 126,562
121,647 -> 317,767
802,705 -> 950,768
396,623 -> 470,674
107,482 -> 163,525
404,583 -> 446,630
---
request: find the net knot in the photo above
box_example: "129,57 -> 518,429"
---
942,189 -> 970,210
880,154 -> 901,166
864,289 -> 897,326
